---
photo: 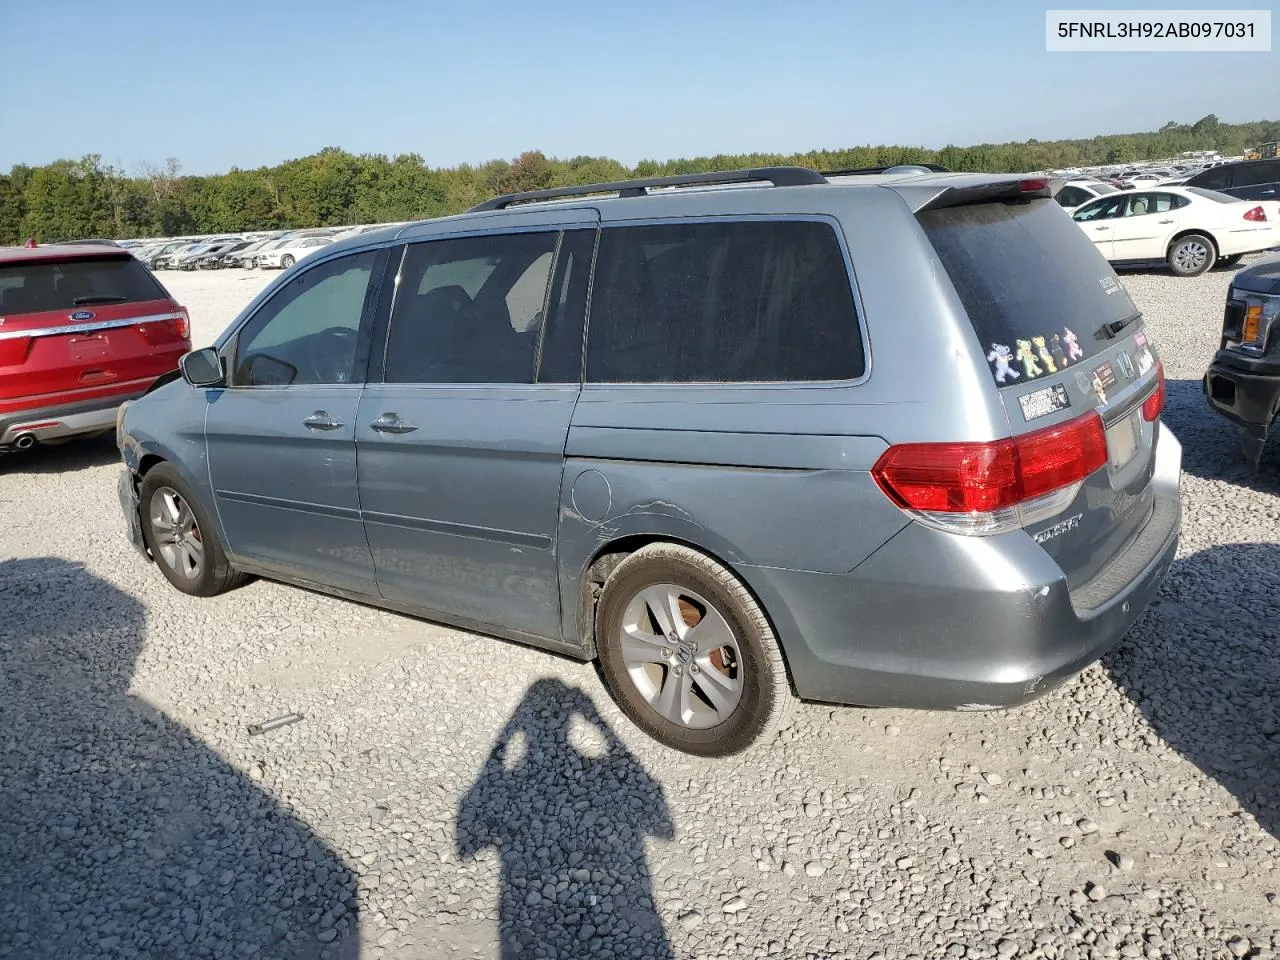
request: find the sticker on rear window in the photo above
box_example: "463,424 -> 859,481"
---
1099,275 -> 1122,296
1062,327 -> 1084,363
1032,336 -> 1057,373
1015,339 -> 1044,379
986,343 -> 1021,383
1019,383 -> 1071,422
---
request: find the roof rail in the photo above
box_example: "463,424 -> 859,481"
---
821,163 -> 951,176
468,166 -> 828,212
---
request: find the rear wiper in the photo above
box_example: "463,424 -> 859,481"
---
72,295 -> 128,305
1095,312 -> 1141,340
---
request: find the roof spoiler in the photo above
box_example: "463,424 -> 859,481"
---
898,176 -> 1060,213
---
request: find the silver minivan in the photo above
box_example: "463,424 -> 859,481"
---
117,166 -> 1181,755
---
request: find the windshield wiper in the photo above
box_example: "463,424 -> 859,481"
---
72,295 -> 128,305
1095,311 -> 1141,340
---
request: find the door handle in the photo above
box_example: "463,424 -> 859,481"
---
1158,219 -> 1174,224
1094,226 -> 1109,231
303,411 -> 344,431
370,412 -> 419,435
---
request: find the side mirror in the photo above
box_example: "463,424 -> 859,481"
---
179,347 -> 224,387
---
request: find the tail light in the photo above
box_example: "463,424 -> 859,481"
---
137,308 -> 191,345
1243,206 -> 1267,222
871,411 -> 1108,536
1142,360 -> 1166,421
1020,178 -> 1050,192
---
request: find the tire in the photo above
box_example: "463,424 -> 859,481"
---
139,463 -> 246,597
594,542 -> 792,757
1217,254 -> 1243,268
280,255 -> 295,269
1167,233 -> 1216,277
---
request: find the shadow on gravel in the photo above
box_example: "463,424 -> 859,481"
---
0,432 -> 120,475
0,557 -> 360,959
458,678 -> 674,959
1106,543 -> 1280,840
1161,377 -> 1280,487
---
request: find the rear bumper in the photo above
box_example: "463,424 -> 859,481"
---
0,392 -> 147,447
1203,352 -> 1280,437
743,425 -> 1182,711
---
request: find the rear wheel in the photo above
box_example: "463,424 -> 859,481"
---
1167,234 -> 1216,277
280,254 -> 295,269
140,463 -> 246,597
594,543 -> 791,757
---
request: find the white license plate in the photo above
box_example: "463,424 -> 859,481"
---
1106,410 -> 1140,469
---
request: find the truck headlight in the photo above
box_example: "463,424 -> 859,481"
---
1229,292 -> 1278,355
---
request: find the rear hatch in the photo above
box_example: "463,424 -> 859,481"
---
0,253 -> 190,409
916,190 -> 1165,592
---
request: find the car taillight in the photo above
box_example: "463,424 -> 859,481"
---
1243,206 -> 1267,222
137,310 -> 190,345
1142,360 -> 1166,422
871,411 -> 1108,536
1020,178 -> 1050,192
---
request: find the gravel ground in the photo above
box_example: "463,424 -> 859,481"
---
1,260 -> 1278,960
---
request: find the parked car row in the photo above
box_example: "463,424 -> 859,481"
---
124,223 -> 404,273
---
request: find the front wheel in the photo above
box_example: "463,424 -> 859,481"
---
595,543 -> 792,757
280,254 -> 295,269
1167,234 -> 1216,277
139,463 -> 247,597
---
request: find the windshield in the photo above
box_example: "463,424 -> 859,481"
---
918,198 -> 1138,387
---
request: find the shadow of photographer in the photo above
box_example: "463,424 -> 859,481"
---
458,677 -> 675,959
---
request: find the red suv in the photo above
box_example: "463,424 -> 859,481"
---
0,243 -> 191,454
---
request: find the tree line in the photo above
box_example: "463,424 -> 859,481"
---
2,114 -> 1276,245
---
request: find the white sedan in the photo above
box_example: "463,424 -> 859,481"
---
1070,186 -> 1280,276
256,236 -> 334,270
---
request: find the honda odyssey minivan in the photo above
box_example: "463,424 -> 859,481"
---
116,166 -> 1181,756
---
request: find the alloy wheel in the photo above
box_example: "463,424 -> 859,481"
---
148,486 -> 205,581
618,583 -> 744,729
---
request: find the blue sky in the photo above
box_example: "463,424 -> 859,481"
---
1,0 -> 1275,174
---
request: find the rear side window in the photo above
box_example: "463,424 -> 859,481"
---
1234,160 -> 1280,187
0,256 -> 168,316
1188,166 -> 1232,190
586,220 -> 863,383
918,198 -> 1139,387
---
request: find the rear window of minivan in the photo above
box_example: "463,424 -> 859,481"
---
0,255 -> 168,316
917,198 -> 1139,386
